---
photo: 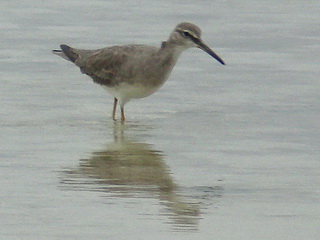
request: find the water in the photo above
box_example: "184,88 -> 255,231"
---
1,0 -> 319,239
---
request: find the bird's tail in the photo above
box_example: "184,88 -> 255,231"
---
52,49 -> 70,61
52,44 -> 79,63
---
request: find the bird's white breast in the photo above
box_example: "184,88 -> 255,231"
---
102,82 -> 162,106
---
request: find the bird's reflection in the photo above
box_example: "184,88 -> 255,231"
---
61,121 -> 222,230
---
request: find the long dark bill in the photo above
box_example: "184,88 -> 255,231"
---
197,40 -> 225,65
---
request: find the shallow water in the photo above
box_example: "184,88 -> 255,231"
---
1,0 -> 320,239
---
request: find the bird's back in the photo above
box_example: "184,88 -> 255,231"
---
61,44 -> 164,87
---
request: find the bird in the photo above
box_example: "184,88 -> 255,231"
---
52,22 -> 225,122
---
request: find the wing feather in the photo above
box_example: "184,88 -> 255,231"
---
79,46 -> 130,86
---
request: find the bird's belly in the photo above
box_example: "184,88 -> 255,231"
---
102,83 -> 161,105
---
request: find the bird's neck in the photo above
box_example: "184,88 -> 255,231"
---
160,41 -> 187,63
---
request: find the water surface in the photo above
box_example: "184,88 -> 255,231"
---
1,0 -> 319,239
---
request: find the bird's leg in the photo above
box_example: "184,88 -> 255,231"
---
112,98 -> 118,121
121,106 -> 125,122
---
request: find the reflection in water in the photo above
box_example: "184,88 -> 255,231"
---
61,122 -> 222,231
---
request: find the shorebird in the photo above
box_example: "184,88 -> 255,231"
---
53,22 -> 225,122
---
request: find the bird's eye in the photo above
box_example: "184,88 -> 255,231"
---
182,31 -> 191,37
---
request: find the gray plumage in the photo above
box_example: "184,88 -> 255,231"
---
53,22 -> 225,121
